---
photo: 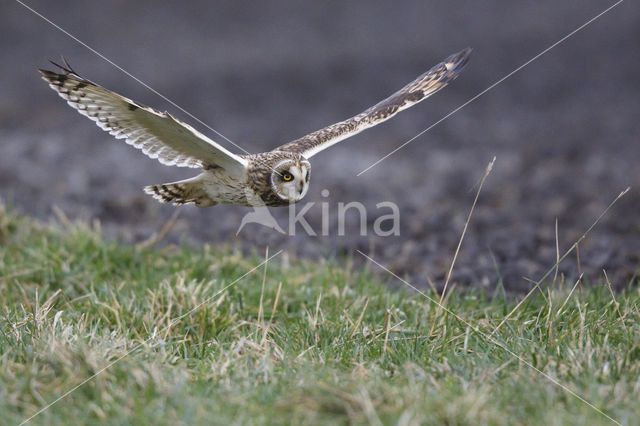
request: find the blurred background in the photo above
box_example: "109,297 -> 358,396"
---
1,0 -> 638,292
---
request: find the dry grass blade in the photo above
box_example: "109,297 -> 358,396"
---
382,308 -> 391,355
258,247 -> 270,324
135,209 -> 181,250
261,281 -> 283,345
553,218 -> 560,286
51,205 -> 72,229
576,243 -> 583,295
313,292 -> 323,329
349,298 -> 369,339
269,281 -> 283,323
555,274 -> 583,318
440,156 -> 495,304
603,270 -> 627,330
0,267 -> 45,282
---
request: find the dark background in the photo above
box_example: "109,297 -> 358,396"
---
2,1 -> 639,292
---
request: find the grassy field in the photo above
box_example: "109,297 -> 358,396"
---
0,204 -> 638,425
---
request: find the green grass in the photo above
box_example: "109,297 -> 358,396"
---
0,204 -> 638,425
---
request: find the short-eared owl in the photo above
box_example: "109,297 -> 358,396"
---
40,48 -> 471,207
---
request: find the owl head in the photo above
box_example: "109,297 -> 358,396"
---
270,157 -> 311,203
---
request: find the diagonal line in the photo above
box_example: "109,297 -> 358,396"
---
14,0 -> 251,155
19,250 -> 282,425
357,250 -> 621,426
357,0 -> 625,176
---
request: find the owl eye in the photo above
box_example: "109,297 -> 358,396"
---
282,172 -> 293,181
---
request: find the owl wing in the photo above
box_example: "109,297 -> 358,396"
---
39,61 -> 248,174
275,48 -> 471,159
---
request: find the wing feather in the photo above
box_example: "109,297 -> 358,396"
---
39,62 -> 248,174
276,48 -> 471,158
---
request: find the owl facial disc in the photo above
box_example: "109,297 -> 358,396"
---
270,159 -> 311,203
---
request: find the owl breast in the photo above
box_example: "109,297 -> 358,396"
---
199,167 -> 257,206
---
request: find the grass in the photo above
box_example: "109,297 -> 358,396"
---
0,203 -> 638,425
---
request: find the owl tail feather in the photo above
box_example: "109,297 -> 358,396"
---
144,177 -> 217,207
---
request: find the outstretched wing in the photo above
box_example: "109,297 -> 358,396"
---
276,48 -> 471,158
39,61 -> 248,174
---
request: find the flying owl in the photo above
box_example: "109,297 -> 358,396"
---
40,48 -> 471,207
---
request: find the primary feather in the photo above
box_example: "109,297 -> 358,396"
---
39,61 -> 248,175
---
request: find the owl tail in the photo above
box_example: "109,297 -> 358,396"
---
144,176 -> 217,207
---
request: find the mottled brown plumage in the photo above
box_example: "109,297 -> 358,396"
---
39,48 -> 471,208
276,48 -> 471,158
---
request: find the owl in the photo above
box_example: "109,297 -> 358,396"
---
40,48 -> 471,207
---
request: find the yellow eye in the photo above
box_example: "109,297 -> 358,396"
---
282,172 -> 293,181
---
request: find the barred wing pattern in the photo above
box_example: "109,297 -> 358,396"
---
276,48 -> 471,158
39,62 -> 248,174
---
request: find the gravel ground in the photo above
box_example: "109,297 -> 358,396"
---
2,1 -> 639,292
